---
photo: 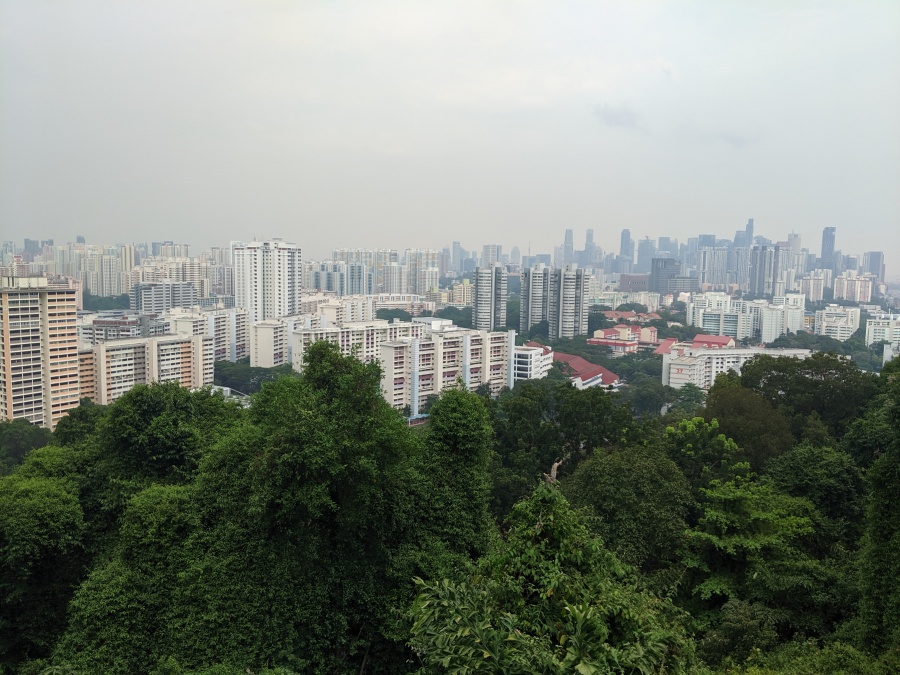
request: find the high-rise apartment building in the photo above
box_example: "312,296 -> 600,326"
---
0,276 -> 80,429
232,240 -> 302,321
473,264 -> 507,331
522,265 -> 589,339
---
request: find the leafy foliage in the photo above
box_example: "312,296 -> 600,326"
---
410,485 -> 697,674
0,418 -> 52,473
213,357 -> 297,394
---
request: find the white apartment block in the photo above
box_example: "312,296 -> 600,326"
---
590,291 -> 663,312
78,311 -> 170,344
250,320 -> 288,368
473,264 -> 507,331
521,265 -> 589,339
167,307 -> 250,363
373,294 -> 435,315
513,344 -> 554,381
292,319 -> 426,371
663,345 -> 811,390
79,334 -> 214,406
833,271 -> 875,304
81,252 -> 125,296
403,249 -> 438,294
814,305 -> 861,342
449,279 -> 473,306
380,323 -> 515,414
0,276 -> 81,429
687,292 -> 805,343
866,314 -> 900,348
130,281 -> 198,314
232,240 -> 302,321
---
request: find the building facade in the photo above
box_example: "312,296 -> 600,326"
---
232,240 -> 302,321
79,334 -> 214,405
0,276 -> 80,429
473,264 -> 507,331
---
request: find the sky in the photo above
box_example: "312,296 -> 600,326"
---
2,0 -> 899,272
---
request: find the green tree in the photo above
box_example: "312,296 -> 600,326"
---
376,308 -> 414,322
0,418 -> 52,473
739,352 -> 878,438
858,380 -> 900,652
506,295 -> 520,330
410,484 -> 697,673
213,358 -> 296,394
433,306 -> 472,328
704,379 -> 795,472
663,417 -> 744,491
97,382 -> 243,481
765,444 -> 865,548
563,447 -> 693,579
0,475 -> 86,669
418,385 -> 495,559
685,471 -> 844,660
82,292 -> 130,311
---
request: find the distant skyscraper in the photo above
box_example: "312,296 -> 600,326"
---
451,241 -> 464,272
657,237 -> 673,256
745,218 -> 754,244
698,234 -> 716,249
232,239 -> 302,321
821,227 -> 836,268
636,238 -> 656,274
481,244 -> 502,267
862,251 -> 886,284
473,264 -> 507,331
619,229 -> 634,261
749,245 -> 784,297
649,258 -> 681,294
562,229 -> 574,266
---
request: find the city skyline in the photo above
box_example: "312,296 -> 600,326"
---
2,1 -> 898,267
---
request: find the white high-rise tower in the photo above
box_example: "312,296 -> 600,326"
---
232,240 -> 302,321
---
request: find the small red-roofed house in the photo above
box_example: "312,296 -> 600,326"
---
554,352 -> 621,390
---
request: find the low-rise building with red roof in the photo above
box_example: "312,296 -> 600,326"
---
554,351 -> 621,390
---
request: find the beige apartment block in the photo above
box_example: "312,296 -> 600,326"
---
0,276 -> 80,429
380,324 -> 515,414
292,319 -> 425,371
80,334 -> 214,405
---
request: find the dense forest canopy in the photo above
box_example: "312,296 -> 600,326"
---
1,346 -> 898,673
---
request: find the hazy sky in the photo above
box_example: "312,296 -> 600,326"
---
2,0 -> 899,269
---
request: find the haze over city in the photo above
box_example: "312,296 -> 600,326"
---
2,1 -> 899,270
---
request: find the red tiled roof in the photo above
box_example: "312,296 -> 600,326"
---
524,340 -> 553,355
554,352 -> 620,385
692,334 -> 735,347
653,338 -> 678,354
